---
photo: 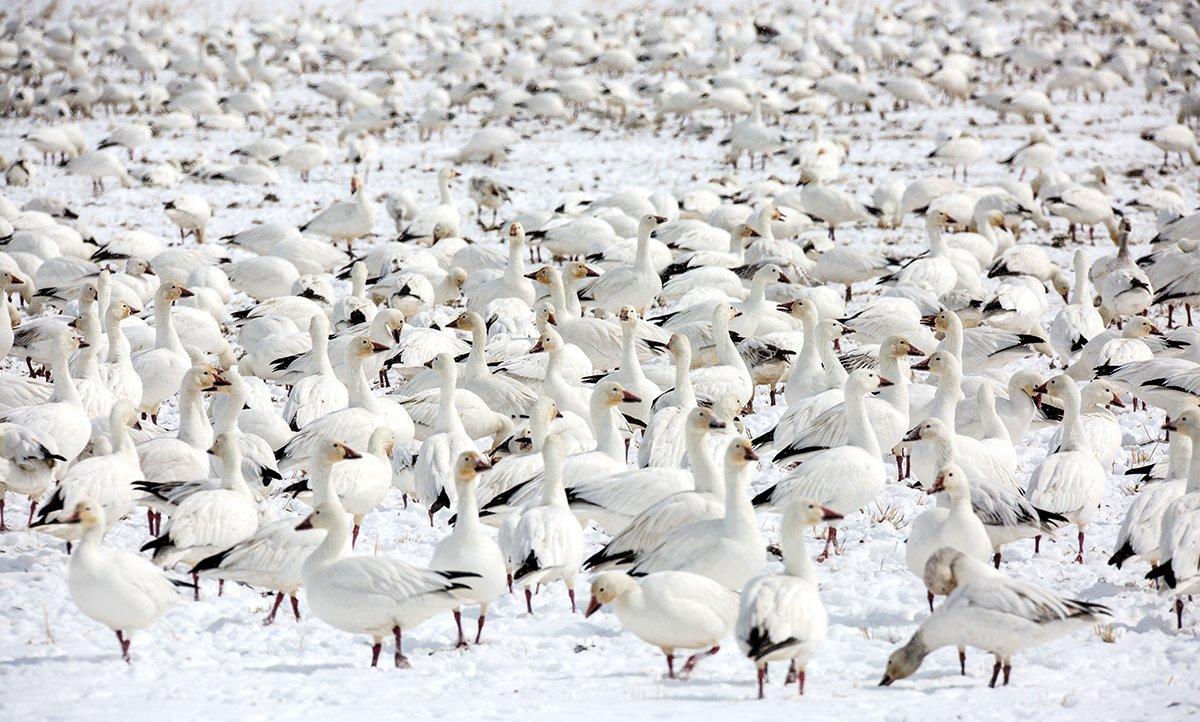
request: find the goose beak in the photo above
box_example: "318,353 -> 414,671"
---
879,674 -> 895,687
1149,325 -> 1165,336
1033,382 -> 1049,394
211,374 -> 231,387
911,356 -> 932,371
929,475 -> 945,494
776,301 -> 795,312
340,444 -> 362,460
295,515 -> 314,531
743,447 -> 760,461
1163,419 -> 1177,431
179,286 -> 195,298
919,314 -> 937,327
709,417 -> 727,429
1110,393 -> 1126,408
370,340 -> 389,353
903,425 -> 922,442
77,340 -> 89,348
621,390 -> 642,403
654,215 -> 668,224
524,271 -> 540,280
585,596 -> 602,617
530,340 -> 545,353
474,458 -> 492,472
820,506 -> 843,521
583,265 -> 601,277
391,327 -> 403,343
878,377 -> 894,388
906,346 -> 925,357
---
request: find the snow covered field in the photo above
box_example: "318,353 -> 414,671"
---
1,1 -> 1199,720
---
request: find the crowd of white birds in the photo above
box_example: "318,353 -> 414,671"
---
2,0 -> 1200,719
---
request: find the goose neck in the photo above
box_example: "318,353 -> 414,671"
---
846,386 -> 880,457
154,299 -> 183,354
721,462 -> 755,534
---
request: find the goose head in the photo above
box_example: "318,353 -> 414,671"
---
686,406 -> 726,434
922,546 -> 967,597
848,368 -> 890,396
617,305 -> 638,326
919,309 -> 959,334
447,310 -> 484,333
107,299 -> 138,321
903,416 -> 950,444
725,436 -> 758,468
879,635 -> 930,687
191,364 -> 230,393
1163,408 -> 1200,440
0,270 -> 23,292
295,500 -> 346,532
351,334 -> 390,361
1010,370 -> 1045,399
1048,267 -> 1071,302
439,167 -> 461,183
566,261 -> 600,281
1082,379 -> 1125,410
60,499 -> 106,532
350,174 -> 363,194
585,571 -> 638,616
910,350 -> 959,380
712,302 -> 740,326
784,497 -> 843,530
734,223 -> 761,245
928,462 -> 968,495
598,381 -> 640,407
207,432 -> 241,461
777,297 -> 817,325
373,309 -> 405,344
1121,316 -> 1161,338
454,449 -> 492,482
507,221 -> 525,245
885,335 -> 925,359
639,213 -> 668,237
430,351 -> 456,378
752,263 -> 789,285
667,332 -> 691,363
369,426 -> 395,458
529,326 -> 563,354
525,265 -> 557,286
817,318 -> 846,343
445,267 -> 468,292
1033,373 -> 1080,403
534,302 -> 558,329
157,280 -> 194,304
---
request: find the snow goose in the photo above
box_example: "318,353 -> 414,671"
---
163,195 -> 211,244
1025,375 -> 1107,563
298,448 -> 476,668
1,330 -> 91,464
1044,185 -> 1122,243
1146,409 -> 1200,627
277,336 -> 414,474
64,150 -> 133,196
1109,430 -> 1193,574
224,255 -> 300,301
414,353 -> 477,521
429,450 -> 506,646
398,167 -> 462,241
999,129 -> 1057,179
578,214 -> 667,315
927,131 -> 983,181
275,136 -> 327,181
466,222 -> 535,311
141,433 -> 258,590
1098,237 -> 1153,323
589,307 -> 661,424
586,570 -> 738,680
31,401 -> 142,544
755,371 -> 887,560
468,175 -> 511,230
880,547 -> 1111,688
446,310 -> 538,418
639,333 -> 701,468
925,308 -> 1043,371
905,463 -> 993,607
59,500 -> 182,663
737,498 -> 838,697
300,175 -> 375,251
190,514 -> 323,625
1140,124 -> 1200,167
691,303 -> 753,410
629,437 -> 764,588
505,433 -> 585,613
1049,250 -> 1105,366
131,280 -> 195,421
585,407 -> 728,571
0,422 -> 62,529
282,315 -> 348,430
287,426 -> 394,547
798,176 -> 883,241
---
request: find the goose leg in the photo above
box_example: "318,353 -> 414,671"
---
506,572 -> 512,593
1034,534 -> 1041,554
218,580 -> 224,596
351,523 -> 360,548
1002,661 -> 1012,685
371,639 -> 382,667
192,573 -> 200,601
1176,598 -> 1184,629
1075,529 -> 1085,564
797,669 -> 806,695
679,645 -> 719,680
525,587 -> 533,614
264,592 -> 284,625
992,551 -> 1001,568
567,583 -> 577,613
475,604 -> 488,644
816,528 -> 834,562
393,626 -> 410,668
988,658 -> 1002,688
959,647 -> 967,675
756,664 -> 766,699
290,594 -> 301,621
927,590 -> 935,612
0,499 -> 5,531
115,630 -> 131,664
453,609 -> 468,649
896,454 -> 904,481
664,652 -> 676,679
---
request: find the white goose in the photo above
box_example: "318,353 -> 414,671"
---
1049,250 -> 1105,366
585,570 -> 738,680
298,443 -> 476,668
737,498 -> 837,698
690,303 -> 753,409
428,450 -> 507,647
299,175 -> 375,250
1,331 -> 91,465
585,407 -> 728,572
398,167 -> 462,240
628,437 -> 764,589
282,315 -> 349,430
753,370 -> 886,560
881,547 -> 1111,688
446,310 -> 538,419
1025,375 -> 1107,564
414,353 -> 477,521
1109,429 -> 1194,575
905,463 -> 993,607
578,214 -> 667,315
60,500 -> 182,663
132,281 -> 195,421
141,434 -> 258,587
504,433 -> 585,614
1144,409 -> 1200,627
639,333 -> 700,468
0,422 -> 62,529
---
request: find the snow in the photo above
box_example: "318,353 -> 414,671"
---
1,1 -> 1200,720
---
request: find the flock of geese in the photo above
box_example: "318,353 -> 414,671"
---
1,0 -> 1199,703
